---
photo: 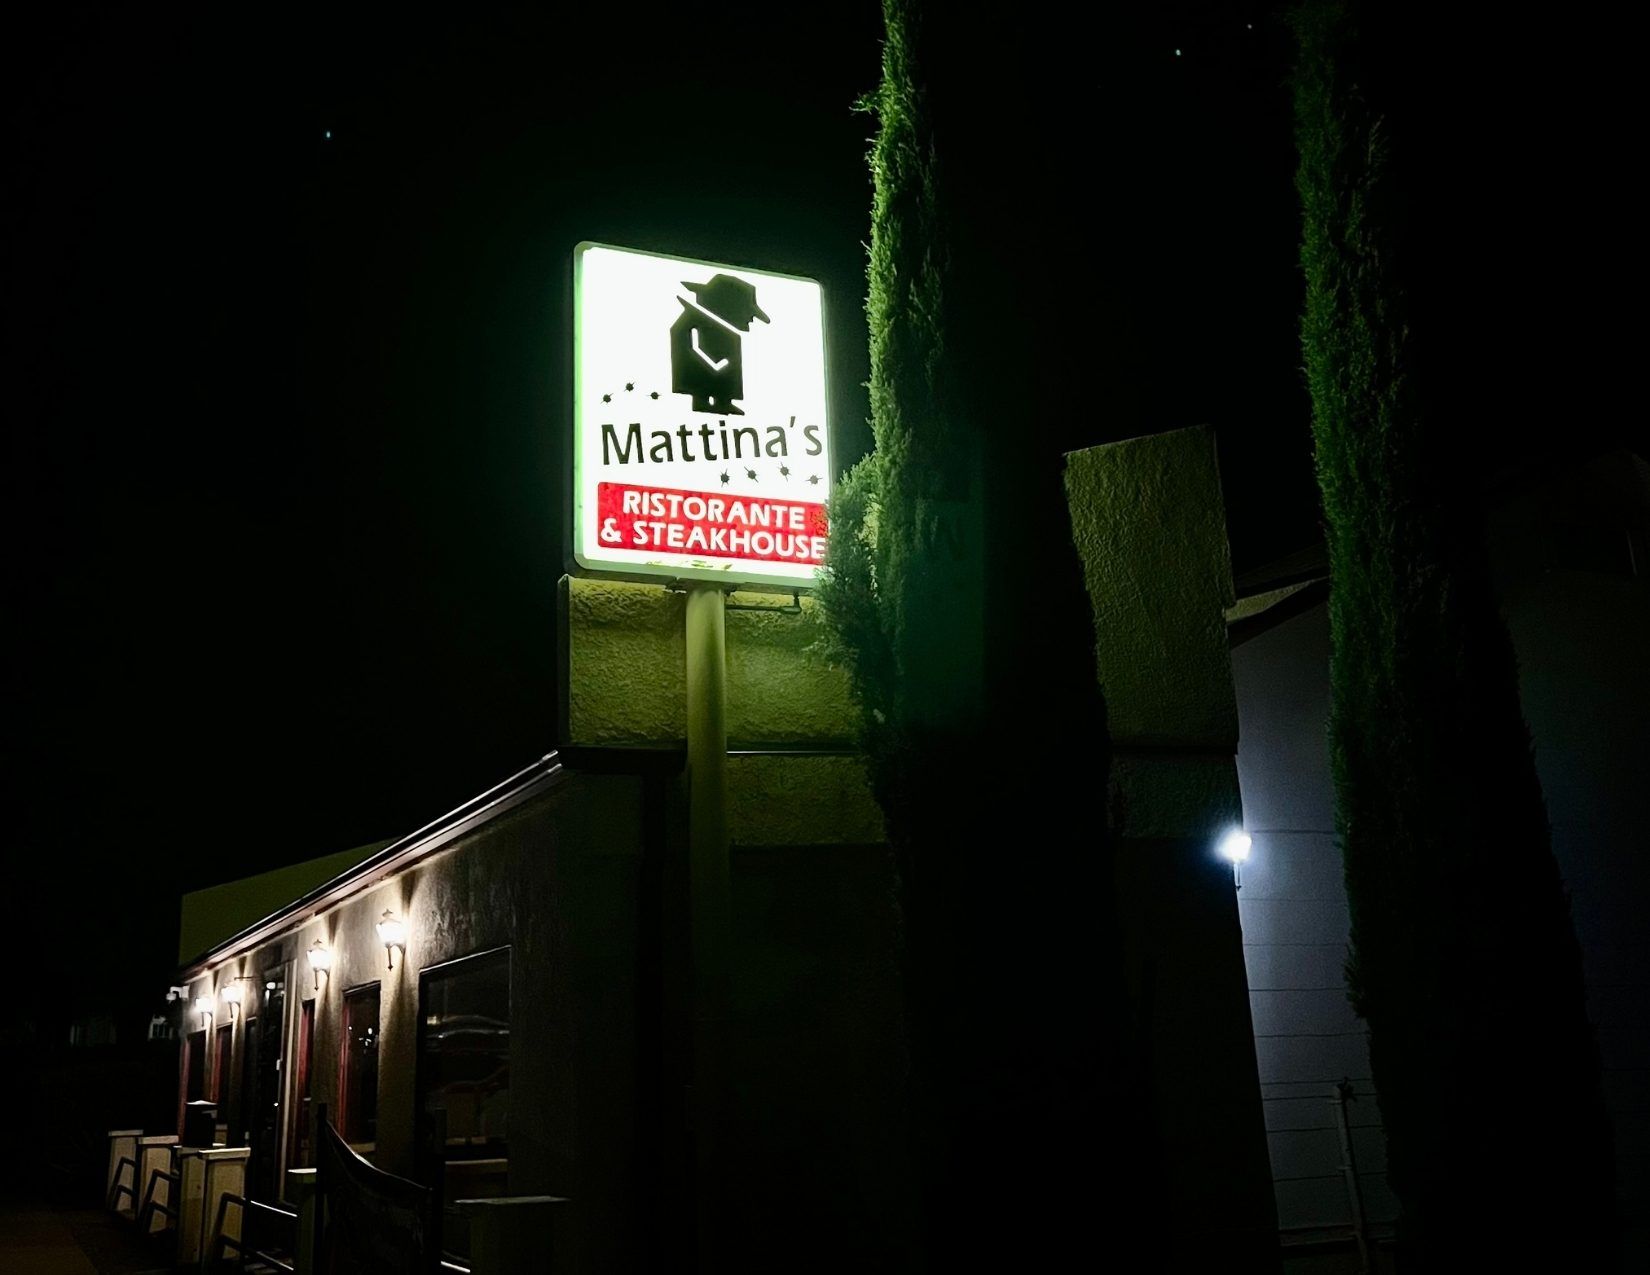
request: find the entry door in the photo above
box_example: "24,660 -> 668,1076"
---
249,967 -> 288,1200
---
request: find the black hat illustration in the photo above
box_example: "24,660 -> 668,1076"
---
670,273 -> 770,416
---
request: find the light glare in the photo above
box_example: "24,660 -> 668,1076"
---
307,939 -> 332,990
377,910 -> 408,969
1218,828 -> 1253,864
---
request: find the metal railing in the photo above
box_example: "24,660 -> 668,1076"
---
213,1193 -> 298,1272
106,1155 -> 137,1213
138,1164 -> 180,1232
1266,1076 -> 1394,1271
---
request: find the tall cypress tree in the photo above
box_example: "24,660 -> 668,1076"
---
819,1 -> 1146,1265
1293,3 -> 1615,1265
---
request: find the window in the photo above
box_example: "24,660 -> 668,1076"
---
249,968 -> 286,1201
416,948 -> 510,1261
339,984 -> 382,1147
237,1017 -> 259,1144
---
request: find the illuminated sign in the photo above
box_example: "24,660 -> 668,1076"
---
574,242 -> 830,586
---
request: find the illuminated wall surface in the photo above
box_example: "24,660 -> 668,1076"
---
574,243 -> 830,586
1231,452 -> 1650,1260
558,578 -> 857,744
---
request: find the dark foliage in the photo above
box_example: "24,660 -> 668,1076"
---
818,1 -> 1152,1265
1293,2 -> 1616,1264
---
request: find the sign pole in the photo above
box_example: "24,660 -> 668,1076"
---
684,584 -> 729,1270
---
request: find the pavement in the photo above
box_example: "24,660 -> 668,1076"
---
0,1188 -> 172,1275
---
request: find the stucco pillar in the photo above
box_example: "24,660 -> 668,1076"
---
288,1167 -> 318,1274
1064,425 -> 1279,1268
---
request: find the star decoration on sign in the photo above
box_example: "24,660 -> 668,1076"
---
778,464 -> 791,481
745,467 -> 759,482
719,470 -> 730,486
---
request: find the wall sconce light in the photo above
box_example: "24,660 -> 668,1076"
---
1217,827 -> 1253,889
376,910 -> 407,970
307,939 -> 333,991
193,995 -> 214,1030
221,982 -> 244,1022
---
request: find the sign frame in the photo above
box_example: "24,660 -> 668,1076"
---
571,240 -> 833,591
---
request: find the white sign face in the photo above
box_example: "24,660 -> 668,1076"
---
573,242 -> 831,586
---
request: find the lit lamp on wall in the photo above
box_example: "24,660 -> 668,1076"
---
376,910 -> 407,970
307,939 -> 333,991
193,995 -> 214,1030
221,982 -> 244,1022
1217,827 -> 1254,889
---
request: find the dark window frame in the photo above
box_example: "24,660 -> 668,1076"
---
249,965 -> 289,1202
291,998 -> 316,1167
338,981 -> 383,1149
186,1029 -> 208,1103
413,945 -> 512,1176
213,1023 -> 233,1105
237,1015 -> 259,1144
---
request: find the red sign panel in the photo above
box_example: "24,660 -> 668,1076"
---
596,482 -> 829,567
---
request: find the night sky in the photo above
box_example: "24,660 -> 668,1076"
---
5,4 -> 1632,1029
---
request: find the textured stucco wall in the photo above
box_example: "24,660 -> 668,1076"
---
727,753 -> 884,847
1065,426 -> 1247,843
724,598 -> 859,744
1065,425 -> 1239,751
1108,753 -> 1243,840
561,577 -> 688,744
560,576 -> 858,747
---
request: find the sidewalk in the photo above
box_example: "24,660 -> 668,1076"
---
0,1189 -> 171,1275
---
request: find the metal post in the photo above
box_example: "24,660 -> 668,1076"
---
685,585 -> 729,1272
1333,1080 -> 1371,1274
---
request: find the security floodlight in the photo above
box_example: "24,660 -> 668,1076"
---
1217,829 -> 1252,864
1217,827 -> 1253,888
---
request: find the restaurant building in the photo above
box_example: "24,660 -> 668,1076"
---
158,425 -> 1280,1269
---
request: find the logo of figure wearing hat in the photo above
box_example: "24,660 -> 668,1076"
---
670,273 -> 769,415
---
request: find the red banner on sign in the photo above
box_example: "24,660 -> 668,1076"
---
596,482 -> 830,566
